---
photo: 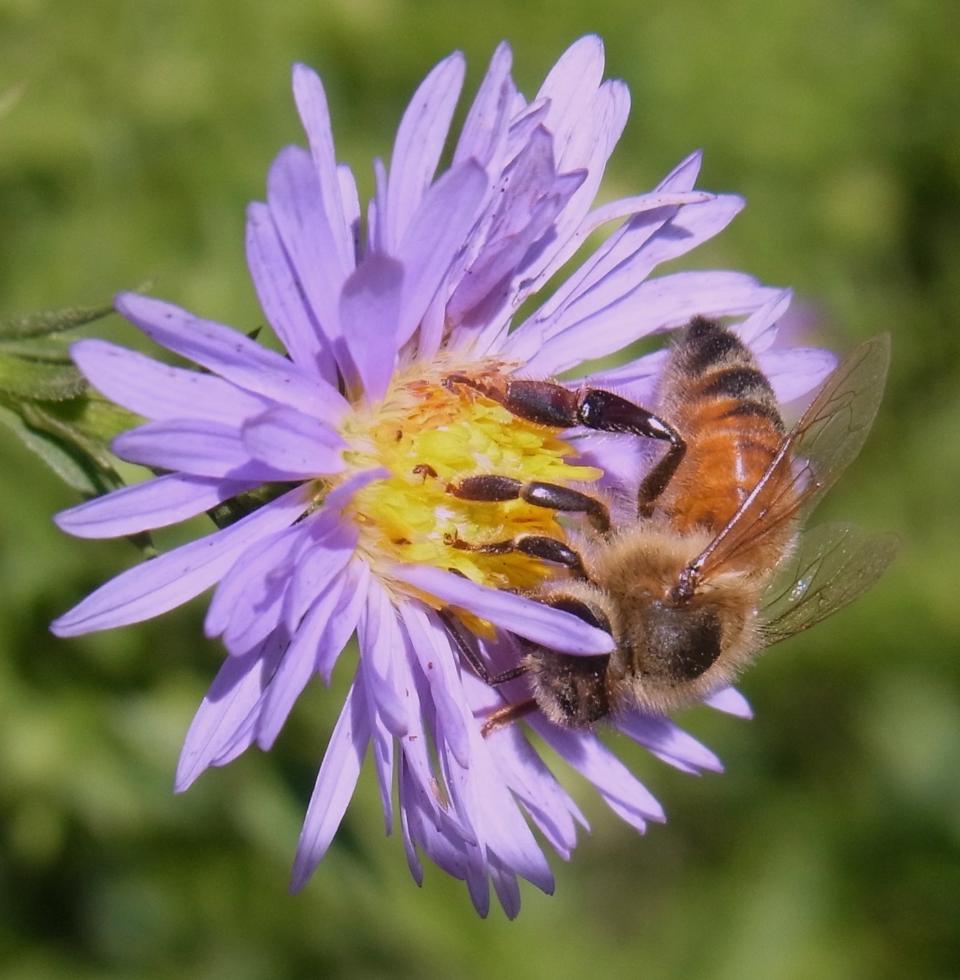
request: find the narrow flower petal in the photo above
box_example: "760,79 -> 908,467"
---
256,576 -> 348,750
453,41 -> 514,169
112,419 -> 272,480
340,254 -> 404,401
55,473 -> 254,539
291,63 -> 354,274
241,406 -> 347,478
282,519 -> 356,632
175,636 -> 285,791
532,719 -> 666,823
358,581 -> 410,737
115,293 -> 348,421
71,339 -> 268,424
386,51 -> 466,249
246,201 -> 337,382
316,560 -> 370,683
204,523 -> 302,645
266,145 -> 350,359
388,564 -> 614,656
399,604 -> 471,769
616,713 -> 724,774
51,485 -> 309,637
704,686 -> 753,719
523,272 -> 779,376
759,346 -> 839,403
395,160 -> 488,346
291,673 -> 371,891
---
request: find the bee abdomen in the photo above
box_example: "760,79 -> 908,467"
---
657,318 -> 785,533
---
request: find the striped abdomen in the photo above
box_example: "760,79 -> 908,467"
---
656,318 -> 786,537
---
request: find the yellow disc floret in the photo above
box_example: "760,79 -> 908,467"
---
338,356 -> 600,594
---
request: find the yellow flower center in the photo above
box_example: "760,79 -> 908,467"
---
338,356 -> 600,595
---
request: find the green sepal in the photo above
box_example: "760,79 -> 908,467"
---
0,351 -> 87,401
0,300 -> 114,340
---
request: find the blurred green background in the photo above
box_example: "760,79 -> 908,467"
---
1,1 -> 958,977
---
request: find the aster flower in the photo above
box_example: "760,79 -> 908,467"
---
52,37 -> 835,917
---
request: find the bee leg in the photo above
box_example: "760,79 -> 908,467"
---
447,531 -> 589,579
438,609 -> 526,686
481,699 -> 538,736
448,475 -> 610,533
444,377 -> 684,517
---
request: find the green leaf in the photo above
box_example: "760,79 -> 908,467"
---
0,351 -> 87,400
0,398 -> 115,496
0,300 -> 114,340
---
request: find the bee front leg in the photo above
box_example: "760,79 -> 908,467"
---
444,376 -> 685,517
446,530 -> 589,580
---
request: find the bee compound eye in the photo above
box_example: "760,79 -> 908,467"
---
545,596 -> 612,634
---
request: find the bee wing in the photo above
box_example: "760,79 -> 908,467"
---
760,522 -> 899,644
690,334 -> 890,578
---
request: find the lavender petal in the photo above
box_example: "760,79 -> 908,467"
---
704,686 -> 753,719
71,339 -> 268,424
54,473 -> 254,539
340,254 -> 404,401
115,292 -> 348,420
290,672 -> 371,891
241,406 -> 347,478
388,564 -> 614,655
51,485 -> 309,637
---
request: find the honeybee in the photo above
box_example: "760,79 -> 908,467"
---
442,317 -> 896,730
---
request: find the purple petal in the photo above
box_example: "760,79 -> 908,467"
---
112,419 -> 272,480
266,146 -> 350,362
54,473 -> 254,539
241,406 -> 346,479
490,861 -> 522,920
115,293 -> 347,421
758,346 -> 839,403
704,686 -> 753,719
246,202 -> 337,382
51,485 -> 309,637
361,656 -> 396,835
523,272 -> 779,376
357,581 -> 409,737
507,150 -> 706,347
316,560 -> 370,683
389,564 -> 614,656
444,721 -> 555,894
204,523 -> 303,643
532,195 -> 745,349
256,575 -> 348,750
291,63 -> 354,274
481,711 -> 587,857
175,637 -> 286,791
282,519 -> 357,631
290,672 -> 371,891
71,339 -> 268,424
398,604 -> 471,769
616,713 -> 724,774
340,254 -> 404,401
736,289 -> 794,348
386,52 -> 466,249
395,160 -> 488,346
453,41 -> 514,170
532,719 -> 665,824
535,36 -> 606,153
